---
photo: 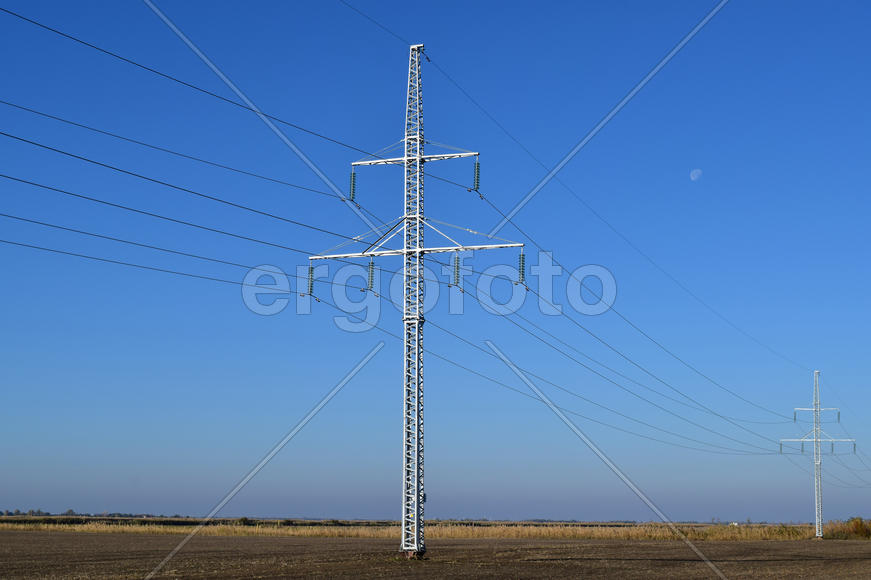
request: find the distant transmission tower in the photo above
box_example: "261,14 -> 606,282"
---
780,370 -> 856,538
310,43 -> 523,558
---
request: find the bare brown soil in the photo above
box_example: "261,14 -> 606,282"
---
1,530 -> 870,579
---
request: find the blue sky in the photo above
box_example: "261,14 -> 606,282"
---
0,1 -> 869,523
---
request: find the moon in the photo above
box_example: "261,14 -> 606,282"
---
690,169 -> 703,181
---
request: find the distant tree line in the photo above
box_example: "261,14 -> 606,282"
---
2,509 -> 54,516
1,509 -> 177,517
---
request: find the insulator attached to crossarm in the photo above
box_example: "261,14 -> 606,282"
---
473,157 -> 480,191
368,258 -> 375,290
517,249 -> 526,285
307,264 -> 314,295
349,169 -> 357,202
452,252 -> 460,286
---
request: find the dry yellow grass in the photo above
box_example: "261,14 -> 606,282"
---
0,522 -> 400,538
0,521 -> 828,541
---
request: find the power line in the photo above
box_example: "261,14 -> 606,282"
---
0,212 -> 251,269
427,312 -> 779,455
0,9 -> 482,208
0,7 -> 375,158
0,99 -> 338,199
819,375 -> 871,470
19,202 -> 782,455
0,233 -> 767,457
7,159 -> 782,457
0,237 -> 249,288
0,172 -> 406,279
0,174 -> 794,454
440,259 -> 790,426
783,454 -> 868,490
0,144 -> 796,444
428,252 -> 794,435
0,12 -> 832,458
0,212 -> 417,299
0,130 -> 371,244
830,455 -> 871,487
7,2 -> 862,522
3,160 -> 792,442
6,4 -> 820,409
334,1 -> 812,419
398,9 -> 807,373
453,190 -> 794,421
344,145 -> 796,424
425,51 -> 809,373
336,0 -> 411,46
0,98 -> 390,227
506,305 -> 792,425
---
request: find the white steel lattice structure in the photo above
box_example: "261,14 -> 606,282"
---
311,43 -> 522,557
780,370 -> 855,538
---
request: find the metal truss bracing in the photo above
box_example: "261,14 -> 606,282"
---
309,43 -> 523,558
401,43 -> 426,556
813,372 -> 823,538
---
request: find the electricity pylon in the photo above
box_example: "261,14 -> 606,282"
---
780,370 -> 855,538
310,43 -> 522,558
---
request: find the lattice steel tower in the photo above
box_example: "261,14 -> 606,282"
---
310,44 -> 522,557
780,370 -> 855,537
400,44 -> 426,556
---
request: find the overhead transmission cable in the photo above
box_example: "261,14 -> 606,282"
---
782,454 -> 870,490
0,213 -> 409,299
501,304 -> 791,425
0,5 -> 819,440
7,133 -> 790,441
3,139 -> 791,443
424,51 -> 813,374
0,7 -> 376,157
7,3 -> 855,477
338,0 -> 809,374
3,167 -> 789,453
429,186 -> 794,422
0,99 -> 335,199
427,252 -> 795,445
0,233 -> 776,457
0,172 -> 418,281
3,125 -> 793,436
426,310 -> 783,454
0,98 -> 386,225
329,0 -> 805,420
0,130 -> 377,244
0,8 -> 477,204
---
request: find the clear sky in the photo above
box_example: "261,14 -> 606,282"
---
1,1 -> 868,523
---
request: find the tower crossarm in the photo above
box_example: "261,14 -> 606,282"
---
794,406 -> 840,423
309,242 -> 523,261
352,151 -> 478,167
779,438 -> 855,443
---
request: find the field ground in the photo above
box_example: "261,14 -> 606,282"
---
2,530 -> 871,579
